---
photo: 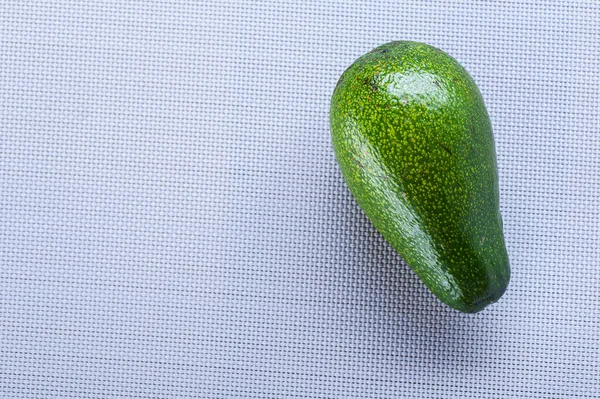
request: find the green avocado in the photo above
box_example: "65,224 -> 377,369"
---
330,41 -> 510,313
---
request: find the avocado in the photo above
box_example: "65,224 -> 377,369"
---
330,41 -> 510,313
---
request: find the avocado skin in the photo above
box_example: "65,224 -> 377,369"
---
330,41 -> 510,313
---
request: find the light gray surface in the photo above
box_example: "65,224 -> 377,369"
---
1,1 -> 599,398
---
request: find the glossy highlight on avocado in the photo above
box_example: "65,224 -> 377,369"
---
330,41 -> 510,313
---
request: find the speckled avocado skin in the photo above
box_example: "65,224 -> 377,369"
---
330,41 -> 510,313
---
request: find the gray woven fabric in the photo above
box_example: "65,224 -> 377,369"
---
1,1 -> 599,398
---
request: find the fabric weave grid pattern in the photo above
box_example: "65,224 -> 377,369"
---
1,1 -> 599,398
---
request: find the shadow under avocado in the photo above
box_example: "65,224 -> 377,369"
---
329,175 -> 501,367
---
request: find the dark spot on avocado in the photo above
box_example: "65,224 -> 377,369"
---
370,47 -> 389,54
364,77 -> 379,93
438,142 -> 453,155
350,156 -> 365,170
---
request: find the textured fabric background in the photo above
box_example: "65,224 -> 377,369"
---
1,1 -> 599,398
